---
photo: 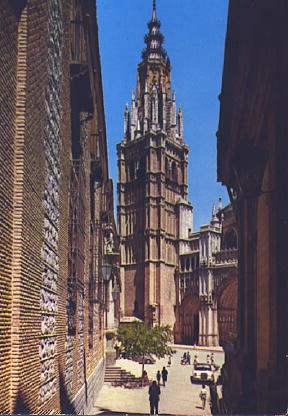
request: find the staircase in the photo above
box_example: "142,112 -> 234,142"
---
104,366 -> 149,388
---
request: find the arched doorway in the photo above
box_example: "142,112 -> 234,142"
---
181,295 -> 200,345
217,278 -> 238,346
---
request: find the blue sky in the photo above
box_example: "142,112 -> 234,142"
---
97,0 -> 229,230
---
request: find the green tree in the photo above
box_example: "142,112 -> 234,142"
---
116,321 -> 173,379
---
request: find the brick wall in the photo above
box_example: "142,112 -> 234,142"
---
0,2 -> 18,412
10,1 -> 47,411
0,0 -> 108,413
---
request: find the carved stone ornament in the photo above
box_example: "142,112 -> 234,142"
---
104,224 -> 115,255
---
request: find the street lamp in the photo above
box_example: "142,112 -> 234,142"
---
101,263 -> 113,283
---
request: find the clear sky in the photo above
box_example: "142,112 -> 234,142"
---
97,0 -> 229,230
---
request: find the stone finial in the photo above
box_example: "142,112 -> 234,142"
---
152,0 -> 157,20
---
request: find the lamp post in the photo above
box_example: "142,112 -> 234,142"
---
101,262 -> 113,331
101,263 -> 113,284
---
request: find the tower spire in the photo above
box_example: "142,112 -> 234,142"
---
152,0 -> 156,19
142,0 -> 167,62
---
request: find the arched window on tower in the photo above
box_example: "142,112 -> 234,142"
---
165,157 -> 171,178
136,157 -> 146,178
171,161 -> 177,182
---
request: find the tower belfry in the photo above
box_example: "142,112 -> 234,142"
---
117,1 -> 192,328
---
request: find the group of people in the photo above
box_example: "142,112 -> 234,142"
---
156,366 -> 168,386
180,351 -> 191,365
189,351 -> 217,368
148,367 -> 168,415
206,352 -> 215,365
206,352 -> 219,370
147,352 -> 217,414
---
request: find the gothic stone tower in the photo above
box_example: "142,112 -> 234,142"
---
117,1 -> 191,328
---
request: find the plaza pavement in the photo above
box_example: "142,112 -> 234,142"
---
89,346 -> 224,416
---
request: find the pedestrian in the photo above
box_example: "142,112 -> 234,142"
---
149,380 -> 161,415
161,366 -> 168,386
167,355 -> 172,367
199,384 -> 207,409
193,355 -> 198,368
187,351 -> 191,365
156,370 -> 161,386
142,370 -> 149,385
211,352 -> 215,367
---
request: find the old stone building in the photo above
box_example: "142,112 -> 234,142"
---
0,0 -> 118,414
217,0 -> 288,413
117,1 -> 190,329
117,2 -> 238,347
175,202 -> 238,348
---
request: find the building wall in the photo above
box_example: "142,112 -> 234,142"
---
0,0 -> 110,413
0,2 -> 18,412
217,1 -> 288,412
11,1 -> 48,411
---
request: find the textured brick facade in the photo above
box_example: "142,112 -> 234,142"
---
0,0 -> 111,413
0,3 -> 18,411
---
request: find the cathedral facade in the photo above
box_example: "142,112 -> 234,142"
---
117,1 -> 238,347
117,1 -> 191,329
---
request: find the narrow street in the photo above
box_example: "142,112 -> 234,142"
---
1,0 -> 287,414
90,346 -> 224,416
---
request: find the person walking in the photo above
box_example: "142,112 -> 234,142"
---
211,352 -> 215,364
193,355 -> 198,368
156,370 -> 161,386
167,354 -> 172,367
199,384 -> 208,409
149,380 -> 161,415
161,366 -> 168,386
187,351 -> 191,365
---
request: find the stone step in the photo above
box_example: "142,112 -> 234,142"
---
104,365 -> 145,385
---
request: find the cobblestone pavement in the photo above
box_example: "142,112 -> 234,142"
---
89,346 -> 224,416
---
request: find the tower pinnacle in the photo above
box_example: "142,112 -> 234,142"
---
142,0 -> 167,62
152,0 -> 157,19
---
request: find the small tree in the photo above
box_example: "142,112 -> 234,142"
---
116,321 -> 173,379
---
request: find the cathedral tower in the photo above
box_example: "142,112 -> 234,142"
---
117,0 -> 192,328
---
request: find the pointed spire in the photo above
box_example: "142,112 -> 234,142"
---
211,202 -> 220,226
135,118 -> 142,139
218,197 -> 223,211
171,90 -> 176,128
124,103 -> 130,140
152,0 -> 157,20
142,0 -> 167,62
177,105 -> 184,140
